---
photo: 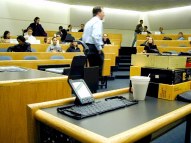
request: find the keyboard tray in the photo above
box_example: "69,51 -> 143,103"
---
57,96 -> 138,120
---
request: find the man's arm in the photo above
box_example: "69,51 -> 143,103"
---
39,24 -> 47,36
92,21 -> 103,52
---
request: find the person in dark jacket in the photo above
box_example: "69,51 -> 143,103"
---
143,26 -> 151,34
143,37 -> 159,53
132,20 -> 143,47
78,24 -> 84,32
7,36 -> 31,52
102,33 -> 111,45
66,42 -> 81,52
28,17 -> 47,36
140,35 -> 150,46
60,29 -> 68,42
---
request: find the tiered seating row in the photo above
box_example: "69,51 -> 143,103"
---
137,34 -> 191,40
136,46 -> 191,53
136,40 -> 190,47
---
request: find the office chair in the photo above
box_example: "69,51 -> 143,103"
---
0,56 -> 12,60
0,48 -> 8,52
24,56 -> 38,60
31,48 -> 36,52
67,55 -> 87,80
50,55 -> 64,60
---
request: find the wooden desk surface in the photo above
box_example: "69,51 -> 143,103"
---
0,69 -> 71,143
0,68 -> 63,82
41,95 -> 187,137
27,88 -> 191,143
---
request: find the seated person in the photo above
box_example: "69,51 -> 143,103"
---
46,37 -> 62,52
7,36 -> 31,52
67,24 -> 72,32
143,37 -> 159,53
24,27 -> 36,42
140,35 -> 150,46
78,24 -> 84,32
28,17 -> 47,36
143,26 -> 151,34
159,27 -> 164,34
102,34 -> 111,45
2,31 -> 11,43
44,37 -> 51,44
60,29 -> 68,42
66,42 -> 81,52
178,32 -> 185,40
56,26 -> 63,37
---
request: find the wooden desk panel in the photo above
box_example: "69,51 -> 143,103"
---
0,59 -> 73,69
27,88 -> 191,143
137,34 -> 191,40
136,46 -> 191,53
103,45 -> 120,57
0,70 -> 71,143
0,43 -> 119,53
137,40 -> 190,47
0,52 -> 84,60
0,59 -> 112,77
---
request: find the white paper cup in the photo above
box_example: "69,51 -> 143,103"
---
130,76 -> 150,100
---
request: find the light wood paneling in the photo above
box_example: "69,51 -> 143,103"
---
0,74 -> 71,143
136,46 -> 191,53
137,34 -> 191,40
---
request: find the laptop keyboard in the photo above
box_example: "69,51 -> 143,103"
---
57,96 -> 138,119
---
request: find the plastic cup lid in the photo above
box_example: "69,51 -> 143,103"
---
130,76 -> 150,81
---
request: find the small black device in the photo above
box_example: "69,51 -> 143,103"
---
69,79 -> 94,105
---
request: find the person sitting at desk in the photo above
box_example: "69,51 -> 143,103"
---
67,24 -> 72,32
1,31 -> 11,43
44,37 -> 51,44
78,24 -> 84,32
143,37 -> 159,53
60,29 -> 68,42
66,42 -> 81,52
56,26 -> 63,37
177,32 -> 185,40
28,17 -> 47,36
7,36 -> 31,52
102,33 -> 111,45
159,27 -> 164,34
143,26 -> 151,34
46,37 -> 62,52
24,27 -> 36,42
140,35 -> 150,46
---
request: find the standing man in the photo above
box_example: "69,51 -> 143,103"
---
82,6 -> 105,75
132,20 -> 143,47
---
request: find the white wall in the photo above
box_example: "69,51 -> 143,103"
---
104,29 -> 134,46
0,0 -> 70,36
70,6 -> 141,46
147,6 -> 191,31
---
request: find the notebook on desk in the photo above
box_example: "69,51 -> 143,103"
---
0,66 -> 27,72
57,79 -> 138,119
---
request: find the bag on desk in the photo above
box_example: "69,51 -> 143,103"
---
163,37 -> 172,40
176,90 -> 191,102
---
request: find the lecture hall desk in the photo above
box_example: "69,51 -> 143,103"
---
136,40 -> 190,47
136,46 -> 191,53
0,69 -> 71,143
137,34 -> 191,40
27,88 -> 191,143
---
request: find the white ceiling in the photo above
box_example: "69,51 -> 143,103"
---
50,0 -> 191,11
